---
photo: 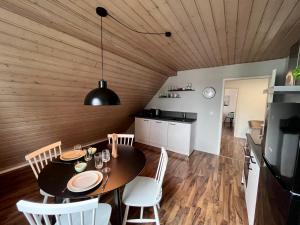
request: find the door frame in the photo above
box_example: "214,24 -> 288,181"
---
217,75 -> 270,155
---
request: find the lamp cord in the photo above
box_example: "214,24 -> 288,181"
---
108,13 -> 169,36
101,16 -> 104,80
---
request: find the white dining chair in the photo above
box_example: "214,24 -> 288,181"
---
107,134 -> 134,146
25,141 -> 62,203
122,147 -> 168,225
16,198 -> 112,225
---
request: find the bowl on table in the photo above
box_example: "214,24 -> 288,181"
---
88,147 -> 97,155
74,162 -> 87,173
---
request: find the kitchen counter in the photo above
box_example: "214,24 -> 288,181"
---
246,133 -> 264,167
135,115 -> 197,124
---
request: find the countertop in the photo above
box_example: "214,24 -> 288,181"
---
246,133 -> 264,167
135,115 -> 197,124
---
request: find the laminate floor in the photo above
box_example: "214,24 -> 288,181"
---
0,142 -> 248,225
220,124 -> 246,161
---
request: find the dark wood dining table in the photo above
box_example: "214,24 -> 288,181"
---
38,145 -> 146,225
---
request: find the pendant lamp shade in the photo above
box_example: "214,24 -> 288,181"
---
84,80 -> 120,106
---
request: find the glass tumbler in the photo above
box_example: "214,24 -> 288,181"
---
84,149 -> 92,161
74,144 -> 82,151
102,149 -> 111,173
94,153 -> 103,170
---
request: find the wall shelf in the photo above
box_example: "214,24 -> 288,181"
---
263,86 -> 300,94
158,96 -> 181,99
168,89 -> 195,92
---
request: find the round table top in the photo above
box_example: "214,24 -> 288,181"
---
38,145 -> 146,199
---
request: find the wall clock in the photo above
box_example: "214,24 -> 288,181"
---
202,87 -> 216,99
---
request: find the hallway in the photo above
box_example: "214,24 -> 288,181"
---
220,123 -> 245,161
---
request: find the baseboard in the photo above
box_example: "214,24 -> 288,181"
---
193,148 -> 220,157
0,138 -> 108,175
0,162 -> 29,175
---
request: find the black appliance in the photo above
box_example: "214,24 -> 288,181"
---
149,108 -> 161,117
256,103 -> 300,225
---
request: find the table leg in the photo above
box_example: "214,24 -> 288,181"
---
55,196 -> 63,203
114,188 -> 123,225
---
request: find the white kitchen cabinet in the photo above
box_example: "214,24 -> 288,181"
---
135,118 -> 150,144
149,120 -> 168,148
245,149 -> 260,225
135,117 -> 195,156
167,122 -> 192,155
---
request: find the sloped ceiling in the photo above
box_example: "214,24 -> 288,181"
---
1,0 -> 300,72
1,0 -> 300,171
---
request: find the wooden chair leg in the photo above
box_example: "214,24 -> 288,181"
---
153,205 -> 160,225
122,205 -> 129,225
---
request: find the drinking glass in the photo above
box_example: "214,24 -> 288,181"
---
74,144 -> 82,151
102,149 -> 111,173
84,149 -> 92,161
94,153 -> 103,170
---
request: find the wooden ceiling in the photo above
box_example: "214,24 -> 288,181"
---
0,0 -> 300,75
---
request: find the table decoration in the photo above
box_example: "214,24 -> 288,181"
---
111,133 -> 118,158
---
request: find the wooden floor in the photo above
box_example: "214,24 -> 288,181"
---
0,140 -> 248,225
220,124 -> 246,161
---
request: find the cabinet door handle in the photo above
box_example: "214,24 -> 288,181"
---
169,123 -> 176,125
248,162 -> 252,170
250,156 -> 256,164
144,120 -> 149,122
156,121 -> 162,123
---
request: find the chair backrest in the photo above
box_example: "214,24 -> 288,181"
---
107,134 -> 134,146
16,198 -> 109,225
25,141 -> 62,179
155,147 -> 168,188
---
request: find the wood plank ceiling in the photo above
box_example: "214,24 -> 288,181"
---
1,0 -> 300,71
0,0 -> 300,171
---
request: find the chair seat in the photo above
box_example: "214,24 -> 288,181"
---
123,176 -> 161,207
55,203 -> 111,225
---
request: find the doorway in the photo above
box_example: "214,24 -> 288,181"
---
220,78 -> 269,160
223,88 -> 238,132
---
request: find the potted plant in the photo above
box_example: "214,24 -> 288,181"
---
292,66 -> 300,85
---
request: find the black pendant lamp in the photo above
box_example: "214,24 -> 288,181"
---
84,7 -> 171,106
84,7 -> 120,106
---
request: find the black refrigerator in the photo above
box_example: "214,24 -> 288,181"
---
255,103 -> 300,225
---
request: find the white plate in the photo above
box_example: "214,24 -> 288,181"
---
60,150 -> 85,161
67,171 -> 103,193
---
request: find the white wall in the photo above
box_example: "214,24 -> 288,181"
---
146,58 -> 288,155
225,79 -> 269,138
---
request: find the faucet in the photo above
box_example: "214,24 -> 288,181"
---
183,112 -> 186,119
